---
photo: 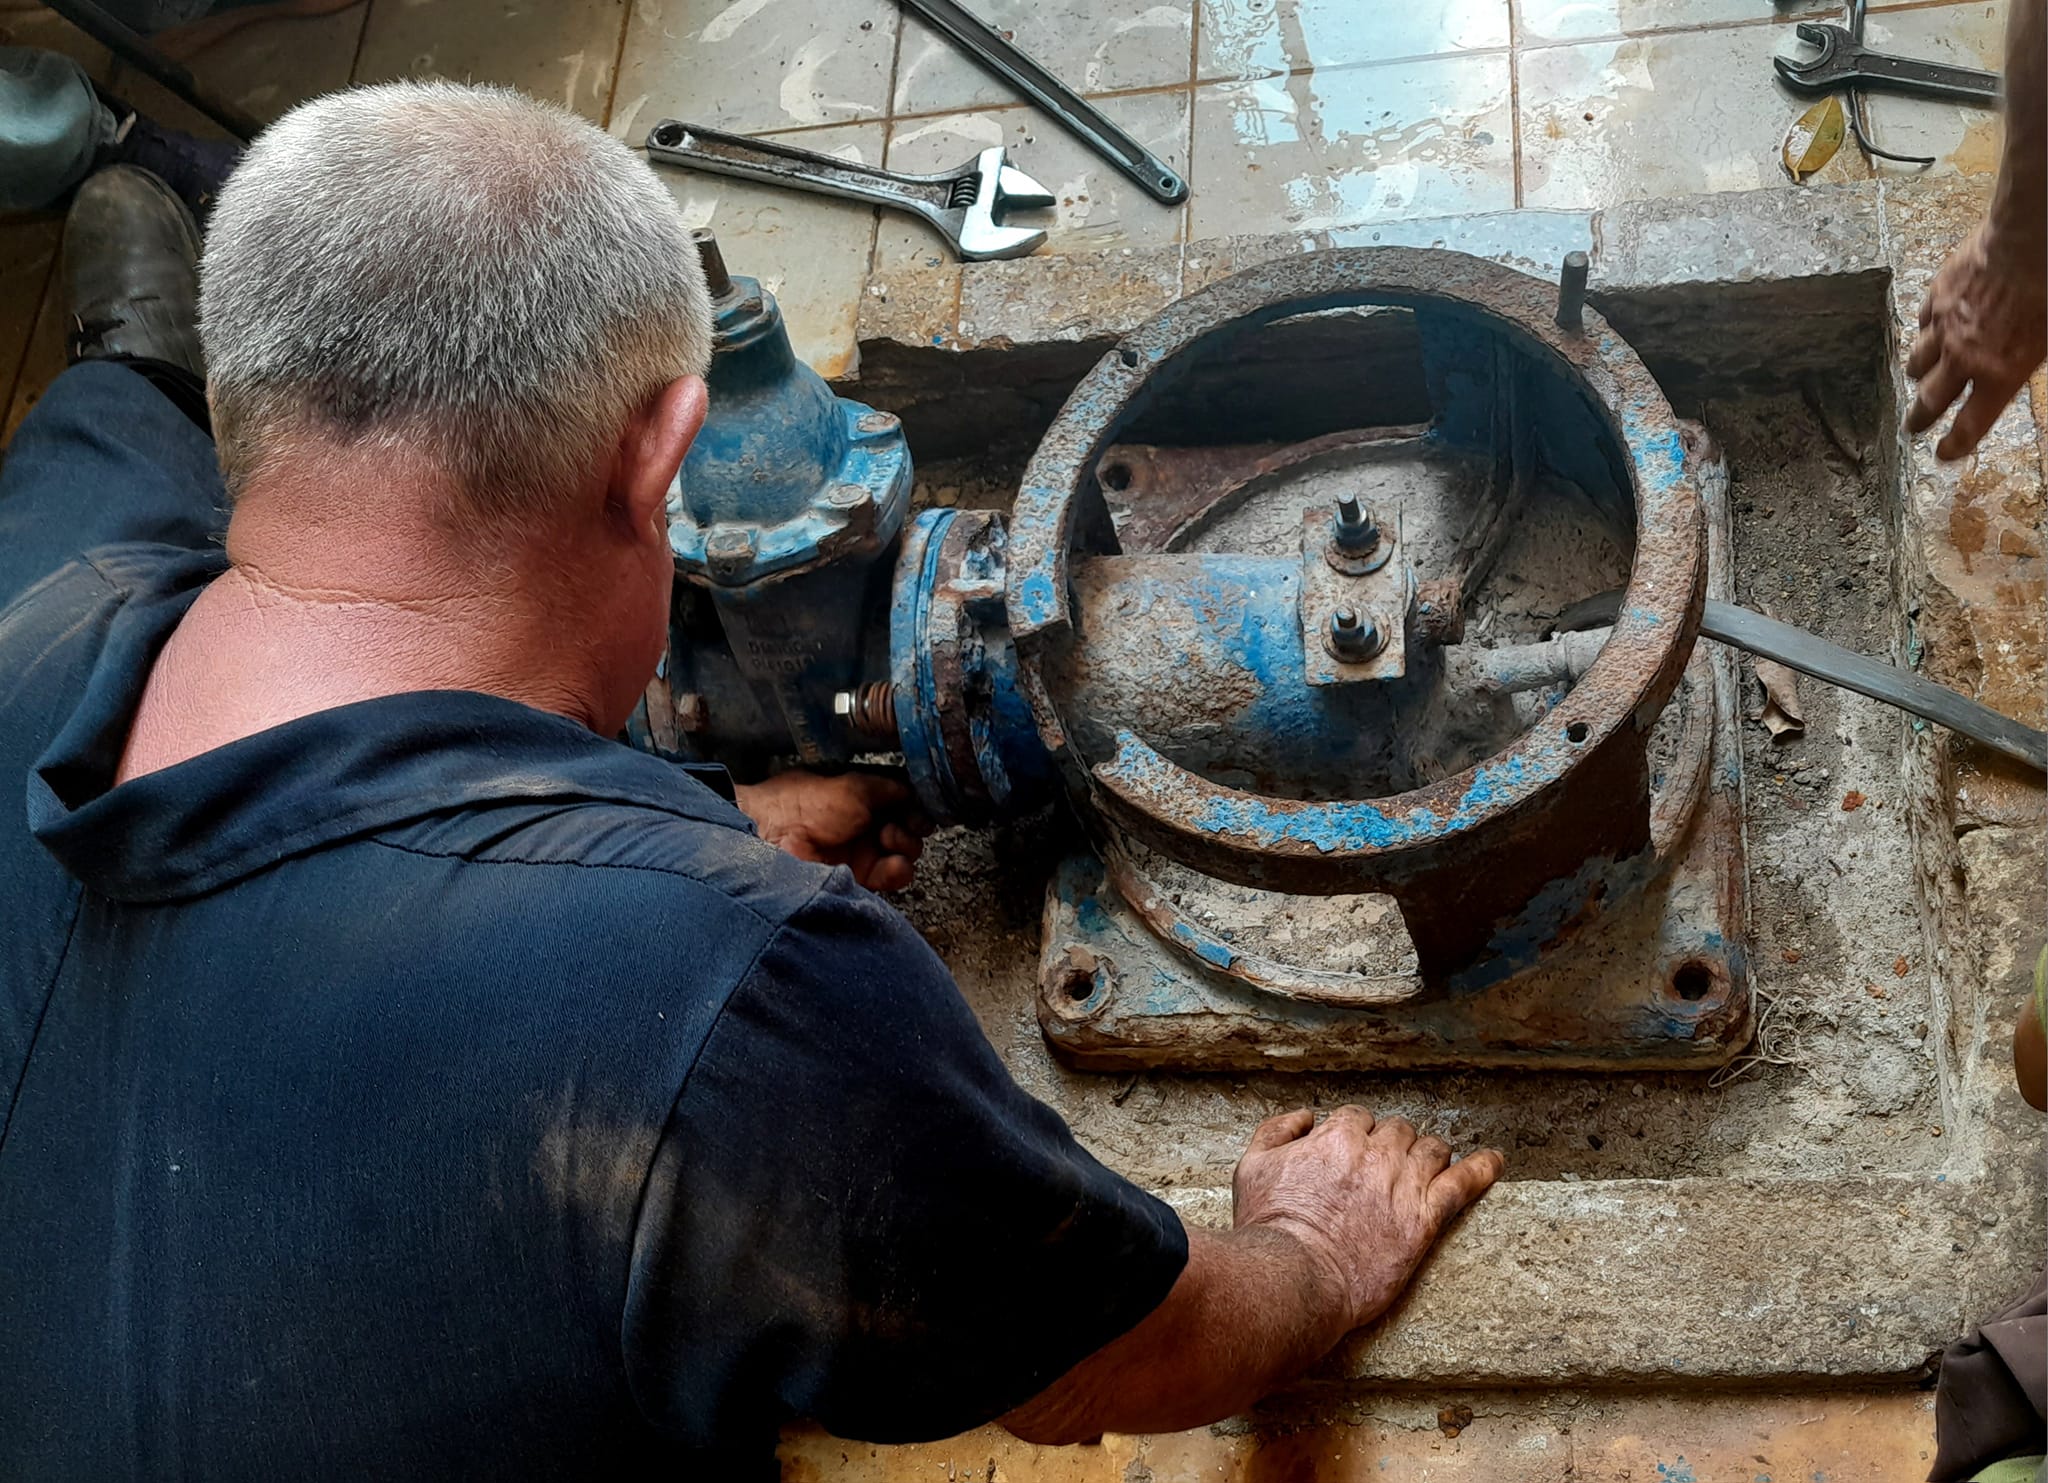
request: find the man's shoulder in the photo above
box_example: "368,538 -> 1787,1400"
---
369,794 -> 832,936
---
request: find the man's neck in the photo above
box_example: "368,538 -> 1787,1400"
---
116,474 -> 610,784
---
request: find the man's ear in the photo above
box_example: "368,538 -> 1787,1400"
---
612,374 -> 709,538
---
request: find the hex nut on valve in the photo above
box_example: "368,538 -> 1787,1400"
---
1326,495 -> 1393,574
1332,495 -> 1380,552
1325,605 -> 1385,663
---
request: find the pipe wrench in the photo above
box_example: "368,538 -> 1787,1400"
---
646,120 -> 1054,262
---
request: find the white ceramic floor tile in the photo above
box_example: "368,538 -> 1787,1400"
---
1188,56 -> 1515,238
168,3 -> 369,127
877,89 -> 1189,266
354,0 -> 629,122
1855,2 -> 2007,178
97,4 -> 366,138
893,0 -> 1192,117
1517,0 -> 1833,47
1198,0 -> 1511,81
611,0 -> 897,141
647,124 -> 883,378
1520,27 -> 1873,210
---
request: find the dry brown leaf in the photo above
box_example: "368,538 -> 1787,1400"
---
1842,790 -> 1866,811
1782,949 -> 1803,963
1755,656 -> 1806,741
1893,955 -> 1910,977
1782,96 -> 1846,183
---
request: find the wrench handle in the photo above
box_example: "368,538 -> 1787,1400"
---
645,121 -> 957,216
1849,51 -> 2000,104
895,0 -> 1189,205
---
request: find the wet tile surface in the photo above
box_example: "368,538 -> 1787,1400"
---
354,0 -> 630,122
611,0 -> 897,139
1856,2 -> 2008,179
1198,0 -> 1511,79
1189,56 -> 1515,237
648,123 -> 884,377
1519,25 -> 1873,210
0,0 -> 2017,414
877,89 -> 1189,267
893,0 -> 1193,117
1517,0 -> 1833,47
165,3 -> 371,128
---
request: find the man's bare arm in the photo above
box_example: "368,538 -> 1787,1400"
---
1002,1108 -> 1504,1444
1906,0 -> 2047,459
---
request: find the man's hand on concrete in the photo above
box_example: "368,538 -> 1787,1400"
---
1231,1107 -> 1505,1332
1906,222 -> 2048,462
733,770 -> 933,892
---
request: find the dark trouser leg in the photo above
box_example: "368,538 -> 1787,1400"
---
0,361 -> 225,610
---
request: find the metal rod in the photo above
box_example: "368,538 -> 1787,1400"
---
1556,250 -> 1590,331
1558,592 -> 2047,772
893,0 -> 1189,204
690,227 -> 734,298
43,0 -> 260,141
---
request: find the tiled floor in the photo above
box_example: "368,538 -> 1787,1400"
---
0,0 -> 2013,411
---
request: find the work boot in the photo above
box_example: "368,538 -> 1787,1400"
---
62,165 -> 209,426
93,89 -> 243,220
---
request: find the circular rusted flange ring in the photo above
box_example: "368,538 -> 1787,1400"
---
1007,246 -> 1706,896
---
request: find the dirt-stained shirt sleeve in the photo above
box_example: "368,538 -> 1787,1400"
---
621,868 -> 1188,1463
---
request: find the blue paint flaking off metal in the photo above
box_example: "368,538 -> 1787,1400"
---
1074,893 -> 1112,933
1622,408 -> 1686,499
1103,732 -> 1564,852
1015,568 -> 1060,628
1452,848 -> 1657,992
1170,920 -> 1238,968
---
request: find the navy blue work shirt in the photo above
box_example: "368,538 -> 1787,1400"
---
0,363 -> 1187,1479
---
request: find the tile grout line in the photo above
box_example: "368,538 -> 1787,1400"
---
1180,0 -> 1199,249
1509,0 -> 1524,210
868,6 -> 911,292
600,0 -> 636,131
346,0 -> 376,85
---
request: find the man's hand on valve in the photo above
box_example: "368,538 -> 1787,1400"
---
734,770 -> 935,892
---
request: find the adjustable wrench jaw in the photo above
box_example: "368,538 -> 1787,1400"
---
949,147 -> 1054,261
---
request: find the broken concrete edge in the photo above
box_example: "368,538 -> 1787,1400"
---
850,183 -> 1891,373
842,177 -> 2045,1387
1162,1174 -> 1987,1386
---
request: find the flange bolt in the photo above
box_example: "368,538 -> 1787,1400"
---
1332,494 -> 1380,553
1326,605 -> 1384,662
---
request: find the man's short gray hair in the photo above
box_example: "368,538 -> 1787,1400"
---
200,81 -> 712,518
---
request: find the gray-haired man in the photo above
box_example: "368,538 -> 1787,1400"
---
0,83 -> 1501,1479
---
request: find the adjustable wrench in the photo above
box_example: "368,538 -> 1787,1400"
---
645,120 -> 1054,262
1775,23 -> 2000,106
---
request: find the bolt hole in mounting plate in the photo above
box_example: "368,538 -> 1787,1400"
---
1015,248 -> 1752,1072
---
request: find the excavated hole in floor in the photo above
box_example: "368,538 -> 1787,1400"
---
862,285 -> 1941,1192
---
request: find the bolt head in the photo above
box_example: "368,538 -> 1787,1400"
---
827,483 -> 871,511
857,411 -> 899,436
